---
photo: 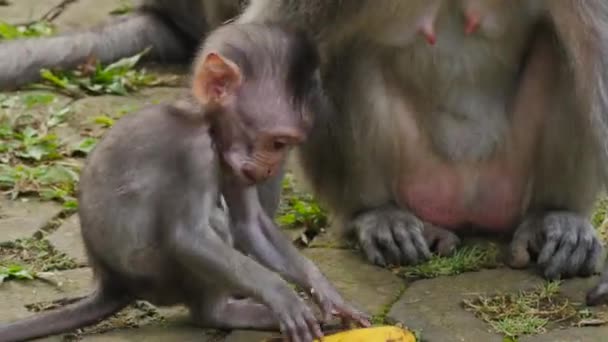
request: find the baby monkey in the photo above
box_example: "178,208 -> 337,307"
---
0,23 -> 369,342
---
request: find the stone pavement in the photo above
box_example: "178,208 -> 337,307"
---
1,1 -> 608,341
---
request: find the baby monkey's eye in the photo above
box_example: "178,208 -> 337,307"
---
273,140 -> 287,151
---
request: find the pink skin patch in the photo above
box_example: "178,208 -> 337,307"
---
419,29 -> 436,45
418,17 -> 437,45
464,12 -> 481,35
397,165 -> 524,232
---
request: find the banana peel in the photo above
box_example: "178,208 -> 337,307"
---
314,325 -> 416,342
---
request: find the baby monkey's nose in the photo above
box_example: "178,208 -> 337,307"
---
241,166 -> 258,183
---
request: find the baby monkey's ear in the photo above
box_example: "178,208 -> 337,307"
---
192,52 -> 243,107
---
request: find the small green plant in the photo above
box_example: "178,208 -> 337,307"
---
0,100 -> 84,207
93,114 -> 115,128
39,48 -> 169,96
397,245 -> 499,279
0,264 -> 36,283
1,125 -> 63,161
276,173 -> 328,231
110,0 -> 135,15
0,117 -> 70,164
72,137 -> 98,156
0,21 -> 55,40
0,163 -> 79,206
0,95 -> 71,164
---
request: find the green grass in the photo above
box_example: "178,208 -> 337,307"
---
397,244 -> 500,280
591,196 -> 608,244
591,197 -> 608,228
463,281 -> 607,340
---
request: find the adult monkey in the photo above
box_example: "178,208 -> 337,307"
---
1,1 -> 607,280
235,0 -> 608,280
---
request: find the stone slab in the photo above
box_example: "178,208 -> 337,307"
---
0,267 -> 94,322
67,87 -> 185,130
0,90 -> 72,118
389,268 -> 547,342
520,328 -> 608,342
53,0 -> 130,32
304,248 -> 404,316
49,87 -> 183,148
308,229 -> 350,249
225,330 -> 276,342
0,267 -> 223,342
388,268 -> 608,342
47,214 -> 88,265
519,276 -> 608,342
73,322 -> 223,342
0,0 -> 63,24
0,197 -> 63,242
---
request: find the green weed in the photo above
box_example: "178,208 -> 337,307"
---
0,163 -> 80,207
276,173 -> 328,232
0,21 -> 54,40
0,264 -> 36,283
110,0 -> 135,15
39,48 -> 170,96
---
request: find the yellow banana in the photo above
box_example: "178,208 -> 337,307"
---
314,325 -> 416,342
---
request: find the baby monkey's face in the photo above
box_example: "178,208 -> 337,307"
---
214,111 -> 305,185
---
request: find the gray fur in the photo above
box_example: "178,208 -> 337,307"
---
0,23 -> 368,342
1,0 -> 608,302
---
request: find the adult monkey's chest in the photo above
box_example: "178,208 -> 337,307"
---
386,6 -> 545,232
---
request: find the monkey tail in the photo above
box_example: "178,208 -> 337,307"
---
0,289 -> 131,342
0,10 -> 192,90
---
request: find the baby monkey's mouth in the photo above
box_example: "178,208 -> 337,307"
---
221,151 -> 261,186
238,168 -> 258,185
